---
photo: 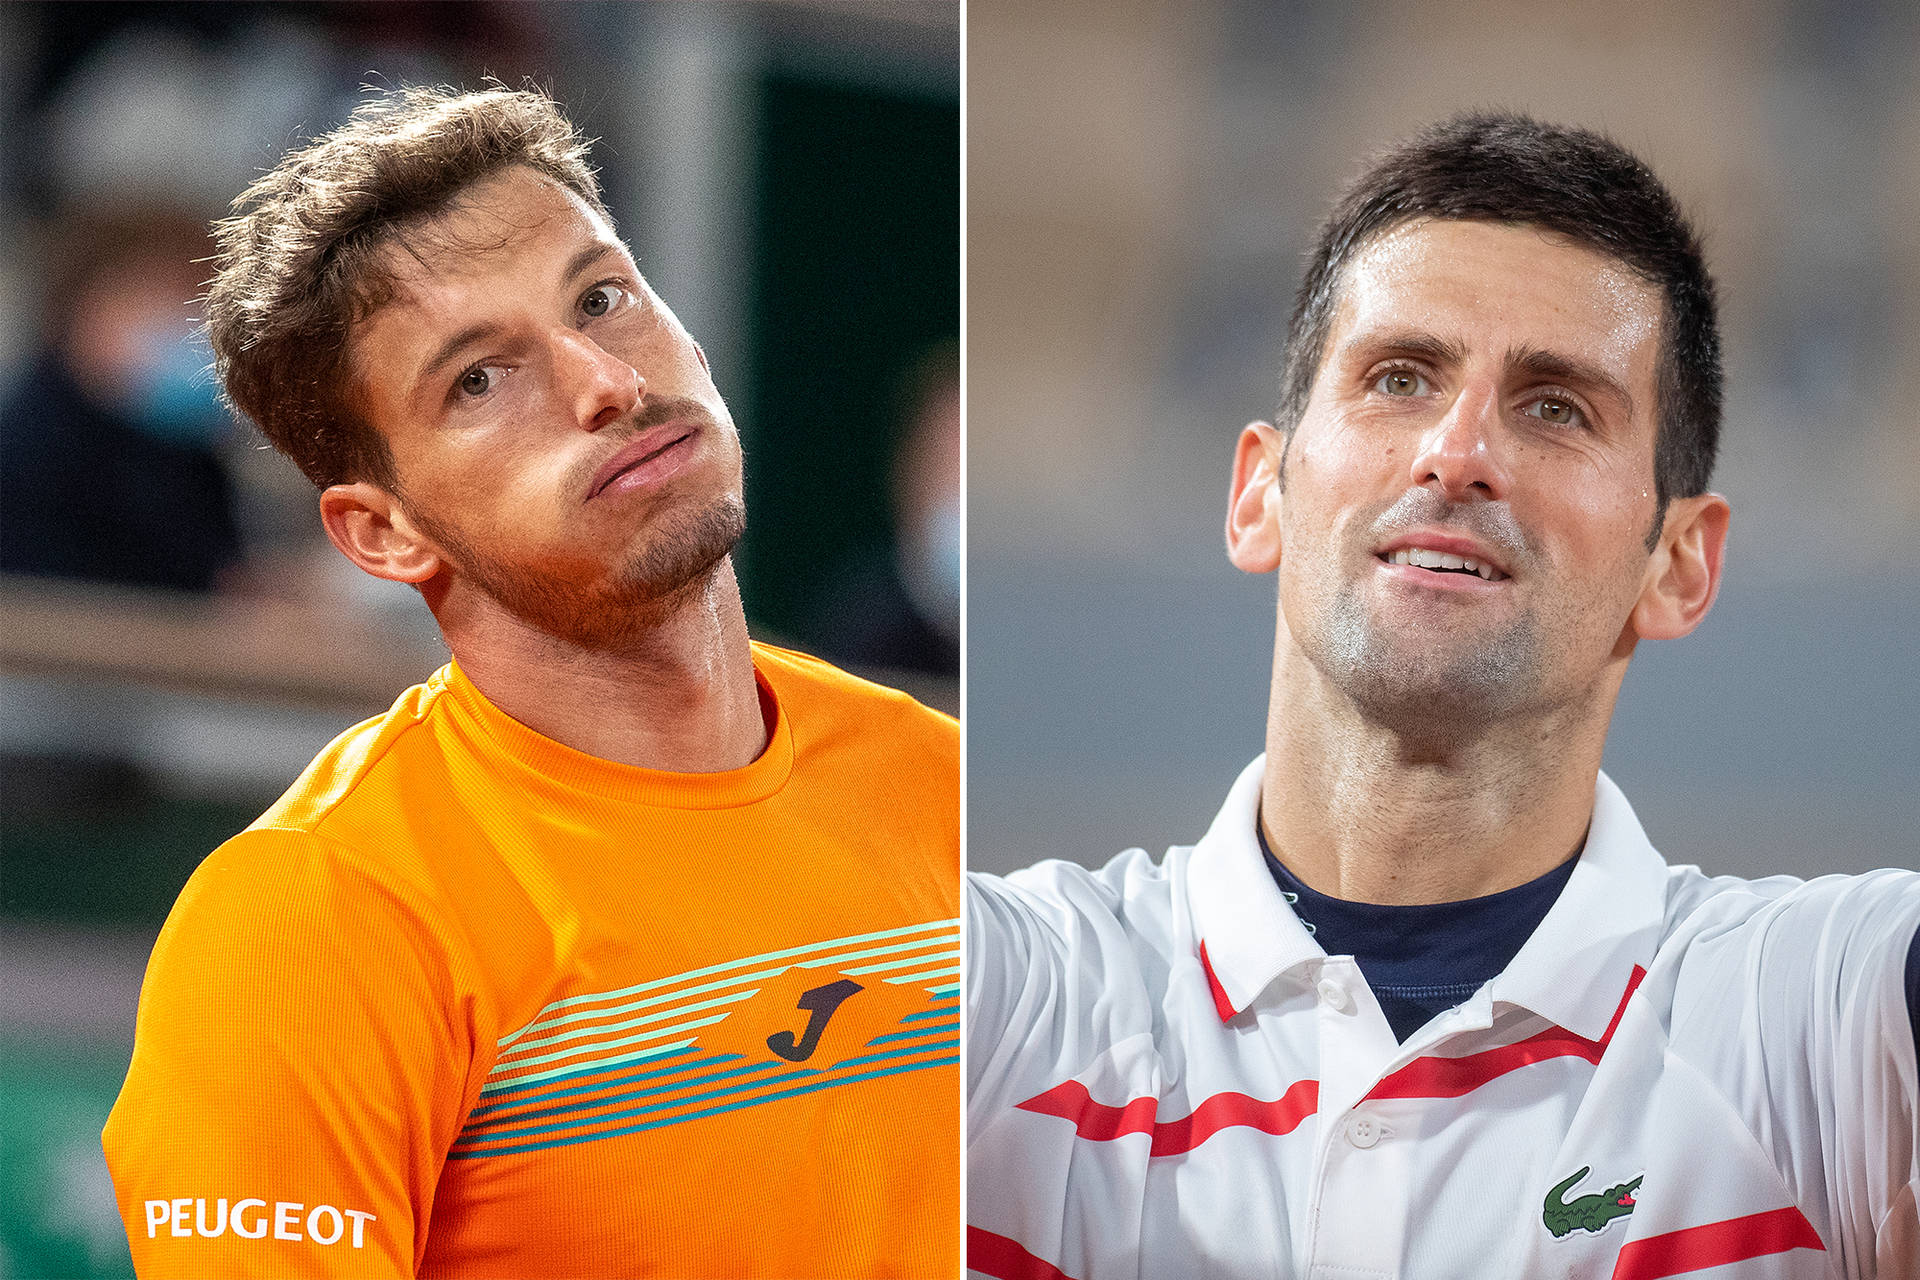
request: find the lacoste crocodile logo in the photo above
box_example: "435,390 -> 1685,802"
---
1543,1166 -> 1643,1238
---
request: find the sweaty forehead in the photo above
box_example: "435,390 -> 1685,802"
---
1331,219 -> 1662,376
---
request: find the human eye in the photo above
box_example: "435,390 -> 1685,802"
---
578,280 -> 635,320
1520,390 -> 1587,429
453,362 -> 511,403
1371,366 -> 1431,397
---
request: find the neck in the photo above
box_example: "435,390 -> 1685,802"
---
436,559 -> 767,773
1259,634 -> 1622,906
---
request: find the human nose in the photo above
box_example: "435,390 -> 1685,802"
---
1410,378 -> 1509,500
552,328 -> 643,431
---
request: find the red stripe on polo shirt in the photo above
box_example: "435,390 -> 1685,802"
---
1609,1205 -> 1825,1279
1198,941 -> 1239,1021
1366,966 -> 1647,1101
1016,1079 -> 1157,1141
1146,1080 -> 1319,1155
1015,1078 -> 1319,1156
967,1225 -> 1080,1280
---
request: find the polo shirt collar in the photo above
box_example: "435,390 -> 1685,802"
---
1188,758 -> 1669,1036
1486,770 -> 1667,1041
1187,757 -> 1323,1020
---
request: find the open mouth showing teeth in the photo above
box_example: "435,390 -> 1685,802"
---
1382,548 -> 1507,581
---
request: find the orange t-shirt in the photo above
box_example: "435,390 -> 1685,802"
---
103,644 -> 959,1278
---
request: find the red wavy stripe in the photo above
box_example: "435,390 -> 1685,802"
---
1015,1077 -> 1319,1156
1610,1206 -> 1824,1279
967,1226 -> 1079,1280
1149,1079 -> 1320,1155
1017,1079 -> 1158,1140
1366,965 -> 1647,1101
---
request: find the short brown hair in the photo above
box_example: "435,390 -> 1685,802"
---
205,84 -> 607,489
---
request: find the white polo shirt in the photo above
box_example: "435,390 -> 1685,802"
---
966,759 -> 1920,1280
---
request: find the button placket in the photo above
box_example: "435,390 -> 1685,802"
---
1344,1113 -> 1389,1148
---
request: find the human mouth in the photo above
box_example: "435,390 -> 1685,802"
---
1381,547 -> 1506,581
1374,532 -> 1513,584
588,424 -> 699,500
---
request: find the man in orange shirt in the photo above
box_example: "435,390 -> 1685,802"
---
102,86 -> 958,1279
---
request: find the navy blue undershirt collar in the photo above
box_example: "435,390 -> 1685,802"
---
1258,823 -> 1580,1042
1259,821 -> 1920,1076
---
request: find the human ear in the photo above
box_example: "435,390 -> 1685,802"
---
317,482 -> 446,585
1225,422 -> 1286,574
1630,492 -> 1730,641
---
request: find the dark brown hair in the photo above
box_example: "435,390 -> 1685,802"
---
205,84 -> 607,489
1280,112 -> 1721,524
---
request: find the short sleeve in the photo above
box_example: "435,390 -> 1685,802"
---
966,856 -> 1174,1135
1668,869 -> 1920,1272
102,828 -> 476,1278
965,872 -> 1050,1105
970,865 -> 1130,1135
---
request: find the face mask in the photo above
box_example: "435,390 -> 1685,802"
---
124,325 -> 231,448
898,495 -> 960,641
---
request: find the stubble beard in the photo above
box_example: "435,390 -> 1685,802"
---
1286,485 -> 1552,745
1308,579 -> 1545,745
421,491 -> 748,652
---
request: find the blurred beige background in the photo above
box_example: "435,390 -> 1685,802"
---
969,0 -> 1920,874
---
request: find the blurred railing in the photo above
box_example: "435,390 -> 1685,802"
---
1,572 -> 445,711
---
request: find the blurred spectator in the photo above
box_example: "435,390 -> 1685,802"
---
1,208 -> 242,592
810,343 -> 959,674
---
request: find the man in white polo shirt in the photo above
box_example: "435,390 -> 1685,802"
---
966,113 -> 1920,1280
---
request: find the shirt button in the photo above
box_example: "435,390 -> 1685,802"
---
1346,1114 -> 1382,1149
1315,977 -> 1353,1013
